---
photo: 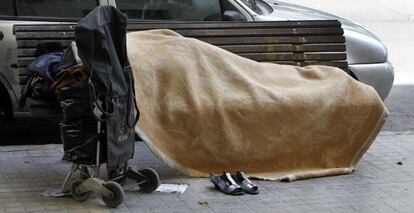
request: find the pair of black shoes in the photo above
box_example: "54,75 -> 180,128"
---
209,171 -> 259,195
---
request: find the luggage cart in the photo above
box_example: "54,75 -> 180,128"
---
58,83 -> 160,208
58,6 -> 160,208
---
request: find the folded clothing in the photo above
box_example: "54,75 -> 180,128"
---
27,41 -> 82,84
52,65 -> 88,92
27,52 -> 73,83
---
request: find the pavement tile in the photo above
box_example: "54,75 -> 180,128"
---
0,132 -> 413,213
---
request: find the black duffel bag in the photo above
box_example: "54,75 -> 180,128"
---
74,5 -> 138,177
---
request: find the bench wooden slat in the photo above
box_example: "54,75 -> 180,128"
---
239,52 -> 347,61
240,53 -> 294,61
199,36 -> 345,45
177,28 -> 344,37
17,57 -> 37,67
16,28 -> 343,39
14,25 -> 76,32
301,44 -> 346,52
17,43 -> 346,57
14,20 -> 342,32
17,59 -> 348,70
16,36 -> 345,48
220,44 -> 346,53
17,48 -> 38,57
18,53 -> 346,67
302,61 -> 348,67
266,60 -> 348,67
126,21 -> 342,30
16,59 -> 348,70
213,44 -> 297,54
304,53 -> 347,61
16,40 -> 72,48
16,31 -> 75,39
267,61 -> 300,66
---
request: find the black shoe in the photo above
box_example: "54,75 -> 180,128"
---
209,172 -> 244,195
232,171 -> 259,194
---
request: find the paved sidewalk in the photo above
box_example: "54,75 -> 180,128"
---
0,132 -> 413,213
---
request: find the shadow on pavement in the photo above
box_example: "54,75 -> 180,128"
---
0,117 -> 61,145
384,84 -> 414,132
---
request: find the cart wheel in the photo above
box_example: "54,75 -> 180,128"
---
139,168 -> 161,193
102,181 -> 124,208
70,178 -> 91,202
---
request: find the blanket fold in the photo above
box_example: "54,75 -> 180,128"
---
127,29 -> 388,181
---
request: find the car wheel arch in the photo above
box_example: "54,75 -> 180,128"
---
0,75 -> 14,119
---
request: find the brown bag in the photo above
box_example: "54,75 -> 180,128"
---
51,65 -> 88,92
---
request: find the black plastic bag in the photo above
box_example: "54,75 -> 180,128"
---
58,85 -> 91,123
60,119 -> 99,164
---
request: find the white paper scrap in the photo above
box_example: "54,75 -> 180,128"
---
40,187 -> 71,197
156,183 -> 189,194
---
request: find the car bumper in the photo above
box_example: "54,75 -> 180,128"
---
348,62 -> 394,100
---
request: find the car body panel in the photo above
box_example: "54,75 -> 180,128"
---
0,0 -> 109,116
234,0 -> 394,99
0,20 -> 77,116
349,62 -> 394,100
223,0 -> 255,21
0,20 -> 26,115
0,0 -> 393,119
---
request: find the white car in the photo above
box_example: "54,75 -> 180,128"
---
0,0 -> 393,120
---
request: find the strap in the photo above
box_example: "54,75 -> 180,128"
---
239,171 -> 254,185
125,66 -> 140,128
225,172 -> 238,186
87,32 -> 114,120
122,31 -> 139,128
18,75 -> 36,109
67,133 -> 99,153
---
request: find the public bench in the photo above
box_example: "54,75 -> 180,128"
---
13,20 -> 347,117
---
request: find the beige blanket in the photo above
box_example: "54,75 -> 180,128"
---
127,29 -> 388,181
